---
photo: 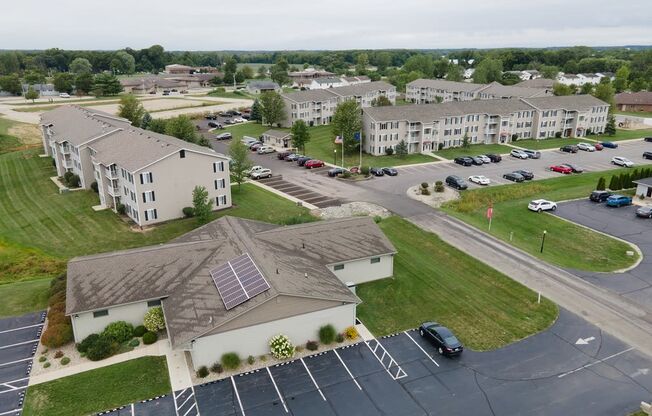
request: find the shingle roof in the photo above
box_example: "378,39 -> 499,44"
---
515,78 -> 555,89
615,92 -> 652,106
523,94 -> 608,111
263,129 -> 291,139
282,89 -> 338,103
407,79 -> 483,93
329,81 -> 395,97
40,106 -> 131,146
633,177 -> 652,187
314,77 -> 343,84
477,82 -> 548,98
247,81 -> 280,89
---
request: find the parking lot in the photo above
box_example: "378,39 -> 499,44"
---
0,311 -> 46,416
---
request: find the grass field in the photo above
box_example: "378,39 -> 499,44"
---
0,278 -> 50,318
433,143 -> 514,160
587,128 -> 652,142
0,118 -> 40,154
23,356 -> 170,416
616,111 -> 652,118
441,167 -> 650,272
357,217 -> 558,350
206,89 -> 254,100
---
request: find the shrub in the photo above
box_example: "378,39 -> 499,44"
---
344,326 -> 358,340
39,356 -> 46,362
77,333 -> 100,353
336,333 -> 345,343
221,352 -> 241,370
269,334 -> 295,359
259,355 -> 267,362
102,321 -> 134,343
116,203 -> 126,215
48,291 -> 66,307
67,174 -> 81,188
49,274 -> 66,297
128,338 -> 140,348
596,177 -> 606,191
318,325 -> 337,344
142,331 -> 158,345
306,340 -> 319,351
210,362 -> 223,373
373,215 -> 382,223
247,355 -> 255,365
43,362 -> 51,368
360,166 -> 370,176
341,171 -> 351,179
46,310 -> 70,327
41,324 -> 73,348
63,171 -> 74,186
421,188 -> 431,195
86,334 -> 115,361
90,181 -> 99,193
295,345 -> 304,353
384,147 -> 394,156
133,325 -> 147,337
60,357 -> 70,365
555,131 -> 562,138
182,207 -> 195,218
421,182 -> 429,189
196,366 -> 209,378
143,307 -> 166,332
434,183 -> 445,193
54,350 -> 64,359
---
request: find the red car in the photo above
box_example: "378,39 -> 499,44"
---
549,165 -> 572,174
305,159 -> 325,169
594,143 -> 604,151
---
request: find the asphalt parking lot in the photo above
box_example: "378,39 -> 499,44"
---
0,311 -> 46,416
554,198 -> 652,311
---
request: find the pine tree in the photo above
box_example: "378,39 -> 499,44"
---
395,140 -> 408,158
596,177 -> 606,191
605,115 -> 616,136
608,175 -> 620,190
250,99 -> 262,122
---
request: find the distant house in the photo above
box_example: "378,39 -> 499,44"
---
288,68 -> 335,82
405,79 -> 549,104
261,129 -> 292,148
309,77 -> 347,90
615,92 -> 652,113
22,83 -> 59,96
557,73 -> 606,86
634,177 -> 652,198
246,81 -> 281,94
164,64 -> 195,75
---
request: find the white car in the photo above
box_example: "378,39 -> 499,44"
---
233,117 -> 246,123
577,142 -> 595,152
476,155 -> 491,164
257,145 -> 275,154
612,156 -> 634,167
246,165 -> 264,176
528,199 -> 557,212
468,175 -> 491,185
59,93 -> 71,98
510,149 -> 529,159
250,168 -> 272,179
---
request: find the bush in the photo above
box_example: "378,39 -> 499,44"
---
384,147 -> 394,156
116,203 -> 126,215
596,177 -> 606,191
133,325 -> 147,337
210,362 -> 223,373
344,326 -> 358,340
65,174 -> 80,188
48,291 -> 66,307
341,171 -> 351,179
49,274 -> 66,297
86,334 -> 115,361
102,321 -> 134,343
336,333 -> 345,343
421,182 -> 429,189
318,325 -> 337,344
143,307 -> 166,332
77,333 -> 100,353
259,355 -> 267,362
421,188 -> 431,195
360,166 -> 370,176
63,171 -> 74,186
41,324 -> 73,348
182,207 -> 195,218
60,357 -> 70,365
142,331 -> 158,345
39,356 -> 46,363
295,345 -> 304,353
43,362 -> 51,368
373,215 -> 382,223
128,338 -> 140,348
247,355 -> 255,365
196,366 -> 209,378
54,350 -> 64,359
434,183 -> 445,193
306,340 -> 319,351
221,352 -> 241,370
90,181 -> 99,193
269,334 -> 295,359
555,131 -> 562,138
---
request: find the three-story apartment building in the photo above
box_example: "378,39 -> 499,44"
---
405,79 -> 550,104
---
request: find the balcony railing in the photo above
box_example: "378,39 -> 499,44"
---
107,185 -> 120,196
62,158 -> 73,169
105,168 -> 119,179
60,145 -> 71,154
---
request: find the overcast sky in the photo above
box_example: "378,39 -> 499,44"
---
2,0 -> 651,50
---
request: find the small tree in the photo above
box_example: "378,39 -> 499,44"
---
290,120 -> 310,153
370,95 -> 392,107
608,175 -> 621,191
165,115 -> 198,143
143,306 -> 166,332
192,186 -> 213,224
605,115 -> 616,136
250,99 -> 262,122
229,139 -> 252,191
331,100 -> 362,153
462,132 -> 470,149
141,112 -> 152,130
117,94 -> 145,127
395,140 -> 408,158
259,91 -> 286,126
385,147 -> 394,156
596,177 -> 606,191
25,86 -> 39,103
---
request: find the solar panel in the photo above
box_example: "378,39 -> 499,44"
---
210,253 -> 270,310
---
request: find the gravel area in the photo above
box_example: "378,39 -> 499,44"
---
318,202 -> 391,220
407,184 -> 459,208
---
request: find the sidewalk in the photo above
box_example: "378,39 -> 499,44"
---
162,343 -> 194,391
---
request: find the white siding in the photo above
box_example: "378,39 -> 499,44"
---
71,301 -> 153,341
327,254 -> 394,285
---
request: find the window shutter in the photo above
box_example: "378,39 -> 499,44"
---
142,193 -> 146,203
154,209 -> 157,219
149,172 -> 153,183
151,191 -> 155,202
140,173 -> 144,184
144,210 -> 148,221
214,179 -> 218,190
213,162 -> 216,173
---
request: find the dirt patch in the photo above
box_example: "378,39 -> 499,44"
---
8,123 -> 41,145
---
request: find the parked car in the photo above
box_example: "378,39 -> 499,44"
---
594,143 -> 604,151
503,172 -> 525,182
370,167 -> 385,176
601,141 -> 618,149
528,199 -> 557,212
446,175 -> 468,190
577,142 -> 596,152
250,143 -> 263,151
470,156 -> 484,165
476,155 -> 491,164
606,195 -> 633,207
246,166 -> 264,176
224,119 -> 235,125
277,151 -> 292,160
612,156 -> 634,167
644,137 -> 652,143
257,145 -> 275,154
513,169 -> 534,180
549,164 -> 573,174
241,114 -> 251,120
510,149 -> 529,159
250,168 -> 272,179
233,117 -> 246,123
468,175 -> 490,185
215,132 -> 232,140
636,206 -> 652,218
382,167 -> 398,176
643,151 -> 652,160
59,93 -> 71,98
248,141 -> 262,148
419,322 -> 463,356
561,163 -> 584,173
328,167 -> 347,177
305,159 -> 325,169
296,156 -> 312,166
204,114 -> 217,120
486,154 -> 502,163
285,154 -> 301,161
162,90 -> 170,96
560,145 -> 578,153
589,190 -> 613,202
207,121 -> 223,129
454,157 -> 473,166
523,149 -> 541,159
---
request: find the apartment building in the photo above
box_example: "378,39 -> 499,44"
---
362,95 -> 609,155
405,79 -> 550,104
308,75 -> 371,90
281,81 -> 396,127
41,105 -> 231,226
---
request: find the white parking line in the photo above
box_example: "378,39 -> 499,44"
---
266,367 -> 288,413
0,323 -> 43,334
300,358 -> 326,401
178,392 -> 193,411
557,347 -> 635,378
190,385 -> 201,416
0,408 -> 22,416
0,385 -> 26,395
182,403 -> 197,416
231,376 -> 246,416
131,403 -> 135,416
403,331 -> 440,367
0,357 -> 33,367
172,388 -> 183,416
332,349 -> 362,390
0,339 -> 38,350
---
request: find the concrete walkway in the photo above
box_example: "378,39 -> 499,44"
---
162,343 -> 194,391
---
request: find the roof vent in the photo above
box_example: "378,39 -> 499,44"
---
276,268 -> 279,274
304,273 -> 308,278
208,316 -> 213,324
302,242 -> 305,249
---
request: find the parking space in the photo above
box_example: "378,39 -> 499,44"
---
258,175 -> 340,208
99,395 -> 176,416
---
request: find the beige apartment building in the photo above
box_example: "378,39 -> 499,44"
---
362,95 -> 609,155
40,105 -> 231,226
281,81 -> 396,127
405,79 -> 550,104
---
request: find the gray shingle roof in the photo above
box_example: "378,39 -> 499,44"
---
263,129 -> 291,139
40,105 -> 131,146
329,81 -> 395,97
282,89 -> 338,103
522,94 -> 608,111
515,78 -> 555,89
407,79 -> 484,93
633,177 -> 652,187
477,82 -> 549,98
247,81 -> 280,90
615,92 -> 652,106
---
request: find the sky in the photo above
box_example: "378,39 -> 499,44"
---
1,0 -> 651,50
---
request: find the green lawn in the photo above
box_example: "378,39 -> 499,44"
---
616,110 -> 652,118
0,278 -> 50,318
206,89 -> 254,100
357,217 -> 558,350
23,356 -> 170,416
0,118 -> 22,154
513,137 -> 590,150
586,128 -> 652,142
441,167 -> 649,272
433,143 -> 514,160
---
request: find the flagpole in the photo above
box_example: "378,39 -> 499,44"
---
359,131 -> 362,169
341,130 -> 344,168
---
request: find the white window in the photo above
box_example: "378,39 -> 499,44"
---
144,208 -> 158,221
214,178 -> 226,190
216,195 -> 227,206
142,190 -> 156,203
140,172 -> 153,184
213,161 -> 225,172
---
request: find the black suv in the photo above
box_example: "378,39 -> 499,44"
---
454,157 -> 473,166
643,151 -> 652,160
513,169 -> 534,180
446,175 -> 468,190
503,172 -> 525,182
486,154 -> 502,163
589,190 -> 613,202
560,145 -> 578,153
644,137 -> 652,143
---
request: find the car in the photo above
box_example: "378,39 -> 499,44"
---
296,156 -> 312,166
370,167 -> 385,176
250,168 -> 272,179
305,159 -> 325,169
589,190 -> 613,202
635,206 -> 652,218
218,111 -> 228,117
59,93 -> 71,98
257,145 -> 275,154
215,132 -> 232,140
226,110 -> 241,116
513,170 -> 534,180
594,143 -> 604,151
470,156 -> 484,165
328,167 -> 347,177
277,151 -> 292,160
162,90 -> 170,96
468,175 -> 490,185
445,175 -> 468,190
523,149 -> 541,159
549,164 -> 572,174
606,195 -> 633,207
224,119 -> 235,125
643,151 -> 652,160
560,145 -> 578,153
528,199 -> 557,212
476,155 -> 491,164
242,136 -> 259,143
601,141 -> 618,149
207,121 -> 223,129
246,166 -> 264,176
285,154 -> 301,161
382,167 -> 398,176
454,157 -> 473,166
503,172 -> 525,182
486,154 -> 502,163
510,149 -> 529,159
204,114 -> 217,120
612,156 -> 634,167
248,141 -> 263,148
644,137 -> 652,143
577,142 -> 596,152
250,143 -> 263,151
233,117 -> 246,123
561,163 -> 584,173
419,322 -> 463,356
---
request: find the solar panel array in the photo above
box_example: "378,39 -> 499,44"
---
210,253 -> 270,310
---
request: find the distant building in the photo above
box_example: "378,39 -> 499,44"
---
615,92 -> 652,113
164,64 -> 195,74
634,177 -> 652,199
246,81 -> 281,94
406,79 -> 550,104
515,78 -> 555,92
556,73 -> 608,86
261,129 -> 292,148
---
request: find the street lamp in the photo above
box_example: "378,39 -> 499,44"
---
540,230 -> 547,253
334,149 -> 337,165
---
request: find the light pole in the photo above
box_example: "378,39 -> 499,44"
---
333,149 -> 337,165
540,230 -> 547,253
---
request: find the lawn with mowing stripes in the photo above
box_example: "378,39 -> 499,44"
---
433,143 -> 514,160
0,278 -> 50,318
357,216 -> 558,350
587,128 -> 652,142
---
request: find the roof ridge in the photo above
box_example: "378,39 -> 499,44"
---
255,216 -> 371,235
69,239 -> 217,263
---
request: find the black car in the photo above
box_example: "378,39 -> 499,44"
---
207,121 -> 223,129
590,190 -> 612,202
446,175 -> 468,190
454,157 -> 473,166
382,167 -> 398,176
513,169 -> 534,180
214,132 -> 232,140
241,114 -> 251,120
523,149 -> 541,159
285,154 -> 301,161
643,151 -> 652,160
419,322 -> 463,356
204,114 -> 217,120
503,172 -> 525,182
370,167 -> 385,176
636,206 -> 652,218
486,154 -> 502,163
561,163 -> 584,173
560,145 -> 578,153
644,137 -> 652,143
470,156 -> 484,165
328,167 -> 346,177
296,156 -> 312,166
224,119 -> 235,125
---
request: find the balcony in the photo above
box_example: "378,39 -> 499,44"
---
107,185 -> 120,196
62,158 -> 73,169
105,167 -> 119,179
60,145 -> 71,154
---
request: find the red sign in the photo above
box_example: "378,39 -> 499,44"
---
486,206 -> 493,219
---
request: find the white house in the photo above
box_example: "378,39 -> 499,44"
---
634,177 -> 652,199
